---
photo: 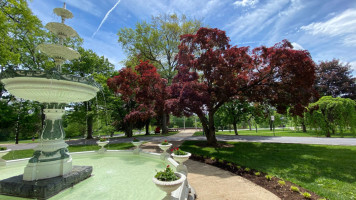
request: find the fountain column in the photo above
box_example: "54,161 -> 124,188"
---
23,105 -> 72,181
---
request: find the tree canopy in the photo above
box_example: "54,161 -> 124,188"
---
167,27 -> 316,145
305,96 -> 356,137
117,13 -> 202,84
314,59 -> 356,100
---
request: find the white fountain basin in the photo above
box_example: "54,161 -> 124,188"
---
2,77 -> 99,103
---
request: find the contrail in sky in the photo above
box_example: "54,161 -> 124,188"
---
92,0 -> 121,38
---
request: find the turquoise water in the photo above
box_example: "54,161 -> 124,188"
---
0,153 -> 167,200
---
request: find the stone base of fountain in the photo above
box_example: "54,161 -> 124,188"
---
0,165 -> 92,199
23,157 -> 73,181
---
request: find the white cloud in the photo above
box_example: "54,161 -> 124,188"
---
348,61 -> 356,71
233,0 -> 259,8
225,0 -> 289,40
291,42 -> 304,50
65,0 -> 102,17
301,9 -> 356,46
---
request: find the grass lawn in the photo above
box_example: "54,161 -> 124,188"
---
180,140 -> 356,200
1,143 -> 134,161
193,128 -> 356,138
0,139 -> 39,145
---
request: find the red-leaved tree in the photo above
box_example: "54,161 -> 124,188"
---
108,61 -> 167,137
166,28 -> 316,146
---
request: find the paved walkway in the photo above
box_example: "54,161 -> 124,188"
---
139,130 -> 280,200
2,129 -> 356,150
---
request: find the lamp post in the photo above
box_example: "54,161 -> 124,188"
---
271,115 -> 275,136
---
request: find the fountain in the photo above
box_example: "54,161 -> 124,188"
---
0,3 -> 99,199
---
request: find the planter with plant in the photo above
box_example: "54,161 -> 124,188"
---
171,148 -> 191,174
96,137 -> 109,153
152,165 -> 186,200
0,147 -> 10,166
158,140 -> 172,160
132,138 -> 142,154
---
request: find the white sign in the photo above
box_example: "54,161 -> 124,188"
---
271,116 -> 275,121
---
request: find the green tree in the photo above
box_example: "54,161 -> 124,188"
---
62,47 -> 114,139
216,99 -> 253,135
117,13 -> 202,134
305,96 -> 356,137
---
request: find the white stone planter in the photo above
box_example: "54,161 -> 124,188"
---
171,152 -> 191,175
153,172 -> 186,200
132,141 -> 142,154
96,141 -> 109,153
0,149 -> 11,166
158,143 -> 172,160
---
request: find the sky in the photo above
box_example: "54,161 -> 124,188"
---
28,0 -> 356,76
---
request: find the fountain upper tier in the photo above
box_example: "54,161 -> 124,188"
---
1,70 -> 100,103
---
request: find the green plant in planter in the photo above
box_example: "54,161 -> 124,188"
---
0,147 -> 7,151
133,138 -> 140,142
172,148 -> 187,155
161,140 -> 169,145
303,192 -> 311,199
290,186 -> 300,192
99,137 -> 107,142
278,180 -> 286,186
265,175 -> 273,181
155,165 -> 178,181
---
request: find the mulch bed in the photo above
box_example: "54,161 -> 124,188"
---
189,154 -> 325,200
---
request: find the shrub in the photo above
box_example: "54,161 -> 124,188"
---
171,148 -> 187,155
227,163 -> 233,167
155,165 -> 178,181
290,186 -> 300,192
210,157 -> 216,161
237,166 -> 241,169
303,192 -> 311,199
161,140 -> 169,145
0,146 -> 7,151
218,159 -> 224,163
265,175 -> 273,181
254,172 -> 261,176
244,168 -> 251,172
278,180 -> 286,186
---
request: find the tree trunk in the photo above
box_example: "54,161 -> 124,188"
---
248,119 -> 252,131
233,123 -> 238,135
269,120 -> 273,131
162,112 -> 168,134
15,119 -> 20,144
86,101 -> 94,139
207,112 -> 217,145
326,130 -> 331,137
41,106 -> 45,133
301,120 -> 307,133
145,119 -> 150,135
125,122 -> 133,137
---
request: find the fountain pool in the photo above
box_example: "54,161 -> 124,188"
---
0,151 -> 188,200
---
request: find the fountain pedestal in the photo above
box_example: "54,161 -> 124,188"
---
23,108 -> 73,181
